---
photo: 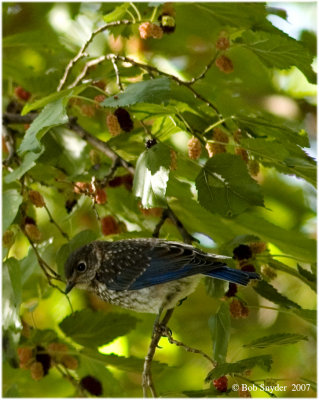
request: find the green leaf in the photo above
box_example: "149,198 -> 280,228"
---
233,212 -> 316,262
56,230 -> 99,278
133,143 -> 171,208
241,138 -> 316,185
59,310 -> 139,348
29,329 -> 58,345
196,154 -> 264,217
103,3 -> 131,22
297,264 -> 316,283
244,333 -> 308,349
2,189 -> 23,230
4,151 -> 44,184
4,258 -> 22,308
253,280 -> 301,309
239,30 -> 316,83
205,277 -> 227,298
21,84 -> 88,115
293,309 -> 316,325
208,302 -> 230,363
101,77 -> 171,107
18,98 -> 69,155
80,348 -> 167,374
205,355 -> 273,381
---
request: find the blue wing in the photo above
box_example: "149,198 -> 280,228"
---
98,239 -> 259,291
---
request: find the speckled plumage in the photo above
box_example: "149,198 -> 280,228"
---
64,238 -> 259,314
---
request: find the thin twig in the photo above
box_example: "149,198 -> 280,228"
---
3,112 -> 37,124
44,204 -> 70,241
55,364 -> 87,397
189,52 -> 220,84
112,55 -> 221,116
68,55 -> 107,89
110,54 -> 124,92
57,20 -> 133,91
166,206 -> 197,244
152,209 -> 168,238
161,326 -> 216,366
68,117 -> 135,174
142,308 -> 174,397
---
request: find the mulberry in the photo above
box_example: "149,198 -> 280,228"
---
213,376 -> 228,392
248,159 -> 260,177
215,55 -> 234,73
250,241 -> 267,254
25,224 -> 42,242
233,244 -> 252,260
101,216 -> 120,236
235,147 -> 249,163
188,136 -> 201,160
80,375 -> 103,396
216,36 -> 230,50
28,190 -> 45,208
30,362 -> 44,381
106,114 -> 121,136
114,108 -> 133,132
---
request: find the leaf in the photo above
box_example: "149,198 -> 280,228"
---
233,212 -> 316,262
297,264 -> 316,283
196,154 -> 264,217
80,348 -> 167,374
241,138 -> 316,185
2,189 -> 23,230
253,280 -> 301,309
4,151 -> 44,184
293,309 -> 316,325
237,114 -> 309,148
205,355 -> 273,381
56,230 -> 99,278
18,98 -> 69,155
21,84 -> 88,115
244,333 -> 308,349
4,258 -> 22,308
59,310 -> 139,348
29,329 -> 58,345
239,30 -> 316,83
133,142 -> 171,208
205,277 -> 227,298
101,77 -> 171,107
103,3 -> 131,23
208,302 -> 230,363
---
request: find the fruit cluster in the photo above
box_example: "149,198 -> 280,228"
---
139,22 -> 163,40
17,342 -> 78,381
106,108 -> 133,136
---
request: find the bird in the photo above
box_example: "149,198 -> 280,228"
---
64,238 -> 260,314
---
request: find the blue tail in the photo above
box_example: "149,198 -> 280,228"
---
204,266 -> 260,286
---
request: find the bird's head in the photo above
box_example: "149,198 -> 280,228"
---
64,242 -> 101,294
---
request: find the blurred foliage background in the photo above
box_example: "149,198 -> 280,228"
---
2,2 -> 317,398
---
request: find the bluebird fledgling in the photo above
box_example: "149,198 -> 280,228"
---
64,238 -> 260,314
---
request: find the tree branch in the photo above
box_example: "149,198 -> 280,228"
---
142,308 -> 174,397
68,117 -> 135,175
57,20 -> 133,91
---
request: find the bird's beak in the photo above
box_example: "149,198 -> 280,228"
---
65,281 -> 75,295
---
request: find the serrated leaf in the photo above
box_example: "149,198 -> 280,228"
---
4,150 -> 44,184
241,138 -> 316,185
101,77 -> 170,108
239,30 -> 316,83
59,310 -> 139,348
196,154 -> 264,217
103,3 -> 131,23
237,114 -> 309,148
2,189 -> 23,230
133,143 -> 171,208
205,355 -> 273,381
21,84 -> 87,115
233,212 -> 316,262
253,280 -> 301,309
18,98 -> 69,155
297,264 -> 316,283
56,230 -> 99,278
244,333 -> 308,349
208,302 -> 230,363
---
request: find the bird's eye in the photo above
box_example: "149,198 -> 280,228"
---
76,262 -> 87,272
